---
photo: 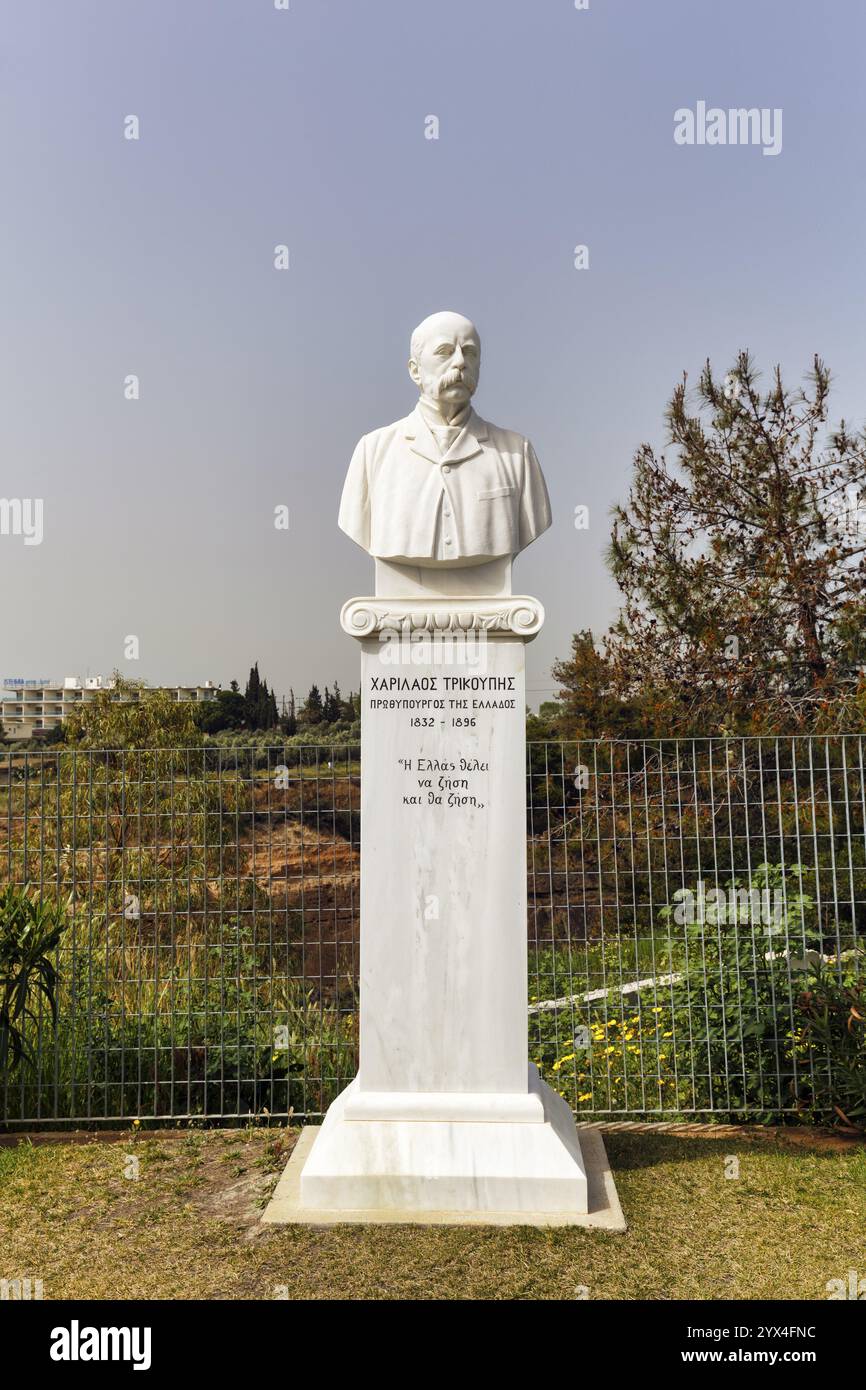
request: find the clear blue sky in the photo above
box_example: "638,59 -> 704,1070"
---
2,0 -> 864,705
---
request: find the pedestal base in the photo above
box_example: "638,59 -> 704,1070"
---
342,1068 -> 545,1122
262,1071 -> 626,1228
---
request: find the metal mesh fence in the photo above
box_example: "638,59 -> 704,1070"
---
0,738 -> 862,1127
0,745 -> 360,1126
527,738 -> 864,1121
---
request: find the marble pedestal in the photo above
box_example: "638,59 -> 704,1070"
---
266,590 -> 591,1222
297,1065 -> 588,1215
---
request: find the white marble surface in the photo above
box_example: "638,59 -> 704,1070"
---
263,1125 -> 623,1229
292,603 -> 592,1218
272,312 -> 606,1223
340,594 -> 544,637
299,1069 -> 588,1215
342,1070 -> 545,1123
374,555 -> 514,598
337,312 -> 551,566
356,633 -> 529,1098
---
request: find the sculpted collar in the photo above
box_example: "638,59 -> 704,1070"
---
405,403 -> 488,466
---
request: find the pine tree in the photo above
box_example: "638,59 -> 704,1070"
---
602,353 -> 866,731
281,687 -> 297,735
244,664 -> 261,727
322,685 -> 343,723
552,631 -> 651,738
301,684 -> 324,725
257,677 -> 270,730
340,689 -> 360,722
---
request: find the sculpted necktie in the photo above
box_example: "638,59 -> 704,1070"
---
431,424 -> 460,457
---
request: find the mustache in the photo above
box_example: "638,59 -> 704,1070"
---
436,367 -> 475,393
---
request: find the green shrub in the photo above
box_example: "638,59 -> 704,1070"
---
0,886 -> 69,1071
795,967 -> 866,1130
533,864 -> 863,1124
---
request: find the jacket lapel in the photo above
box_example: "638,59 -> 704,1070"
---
404,407 -> 440,464
444,413 -> 487,463
404,405 -> 487,464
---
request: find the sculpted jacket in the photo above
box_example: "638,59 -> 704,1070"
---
338,404 -> 552,563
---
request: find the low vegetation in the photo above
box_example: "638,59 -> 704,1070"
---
0,1125 -> 863,1300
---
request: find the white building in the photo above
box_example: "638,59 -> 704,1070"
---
0,675 -> 219,739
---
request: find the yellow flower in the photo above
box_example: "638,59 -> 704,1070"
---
662,1031 -> 673,1038
577,1092 -> 592,1102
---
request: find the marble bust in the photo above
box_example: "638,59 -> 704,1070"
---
338,312 -> 551,597
262,313 -> 595,1228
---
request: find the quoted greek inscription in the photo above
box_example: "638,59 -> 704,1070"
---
398,756 -> 489,809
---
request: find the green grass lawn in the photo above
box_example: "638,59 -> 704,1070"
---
1,1124 -> 863,1300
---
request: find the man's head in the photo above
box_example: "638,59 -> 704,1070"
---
408,311 -> 481,408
